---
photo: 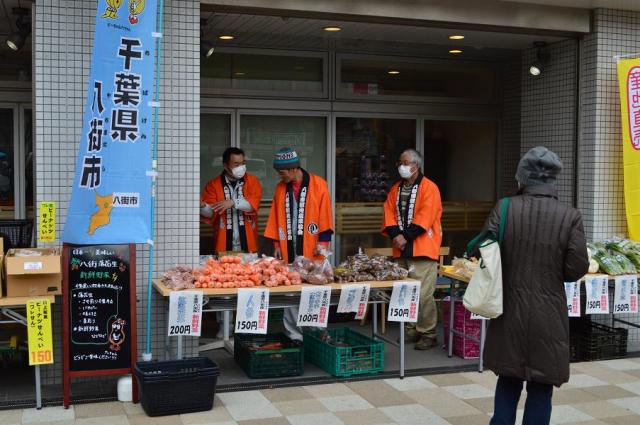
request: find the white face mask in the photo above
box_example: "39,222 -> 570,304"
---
398,164 -> 414,179
231,165 -> 246,179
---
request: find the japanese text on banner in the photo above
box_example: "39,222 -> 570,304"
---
39,202 -> 56,242
27,300 -> 54,365
297,286 -> 331,327
168,291 -> 203,336
337,284 -> 370,320
614,275 -> 638,314
62,1 -> 159,244
564,281 -> 581,317
387,281 -> 421,322
585,275 -> 610,315
235,288 -> 269,334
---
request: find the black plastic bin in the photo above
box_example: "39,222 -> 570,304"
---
134,357 -> 220,417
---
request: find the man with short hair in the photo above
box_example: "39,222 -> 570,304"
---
265,147 -> 334,340
382,148 -> 443,350
201,147 -> 262,254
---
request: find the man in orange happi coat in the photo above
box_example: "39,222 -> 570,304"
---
265,147 -> 334,340
201,147 -> 262,338
201,147 -> 262,254
383,149 -> 443,350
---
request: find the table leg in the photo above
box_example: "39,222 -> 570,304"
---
35,365 -> 42,409
400,323 -> 405,379
479,319 -> 486,373
223,310 -> 230,341
448,280 -> 455,358
373,301 -> 378,337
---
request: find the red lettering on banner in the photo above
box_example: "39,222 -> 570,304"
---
626,67 -> 640,150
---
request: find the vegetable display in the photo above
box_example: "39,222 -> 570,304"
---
334,253 -> 409,282
588,241 -> 638,275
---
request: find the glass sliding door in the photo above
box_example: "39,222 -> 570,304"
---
200,113 -> 232,255
0,107 -> 16,219
423,120 -> 497,256
334,116 -> 416,260
239,114 -> 327,255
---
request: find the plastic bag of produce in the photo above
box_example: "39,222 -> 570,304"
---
588,243 -> 624,275
611,251 -> 637,274
162,266 -> 195,290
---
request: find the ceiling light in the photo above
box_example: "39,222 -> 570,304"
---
529,41 -> 550,76
449,35 -> 465,40
234,72 -> 245,76
200,41 -> 215,59
449,49 -> 463,54
323,26 -> 341,32
388,70 -> 400,75
5,8 -> 31,52
219,35 -> 235,40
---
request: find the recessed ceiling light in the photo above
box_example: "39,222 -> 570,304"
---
323,26 -> 341,32
449,35 -> 465,40
388,70 -> 400,75
234,72 -> 245,76
219,35 -> 235,40
449,49 -> 463,54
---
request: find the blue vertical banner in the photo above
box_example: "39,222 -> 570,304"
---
62,0 -> 158,244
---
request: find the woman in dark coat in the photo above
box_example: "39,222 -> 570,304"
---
484,147 -> 589,425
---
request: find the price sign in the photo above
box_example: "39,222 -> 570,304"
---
297,286 -> 331,327
387,281 -> 420,322
585,275 -> 609,314
614,275 -> 638,314
27,299 -> 54,365
337,284 -> 370,320
168,291 -> 203,336
564,281 -> 581,317
235,288 -> 269,334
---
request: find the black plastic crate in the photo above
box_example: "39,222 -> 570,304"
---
234,333 -> 304,379
134,357 -> 219,417
578,322 -> 628,361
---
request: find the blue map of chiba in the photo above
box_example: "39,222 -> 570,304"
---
62,0 -> 158,244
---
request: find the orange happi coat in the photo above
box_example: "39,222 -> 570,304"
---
264,170 -> 334,263
201,172 -> 262,253
382,174 -> 442,260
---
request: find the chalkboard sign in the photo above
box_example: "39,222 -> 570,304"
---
62,244 -> 137,406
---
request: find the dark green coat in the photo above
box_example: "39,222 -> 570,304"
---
483,184 -> 589,387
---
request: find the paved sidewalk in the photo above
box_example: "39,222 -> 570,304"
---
2,359 -> 640,425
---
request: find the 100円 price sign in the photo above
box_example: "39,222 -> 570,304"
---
27,299 -> 54,365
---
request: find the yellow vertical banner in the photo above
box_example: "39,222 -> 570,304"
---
27,299 -> 54,365
39,201 -> 56,242
617,58 -> 640,240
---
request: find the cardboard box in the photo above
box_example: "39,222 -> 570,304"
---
5,248 -> 61,298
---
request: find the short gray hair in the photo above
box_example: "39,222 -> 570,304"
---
401,149 -> 423,169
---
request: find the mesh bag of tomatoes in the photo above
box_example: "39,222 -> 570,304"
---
193,255 -> 302,289
253,257 -> 302,287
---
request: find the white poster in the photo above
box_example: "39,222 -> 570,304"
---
297,286 -> 331,327
168,291 -> 203,336
337,284 -> 370,320
564,281 -> 581,317
614,275 -> 639,314
235,288 -> 269,334
387,281 -> 420,323
585,275 -> 609,315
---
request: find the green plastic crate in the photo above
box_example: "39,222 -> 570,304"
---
234,333 -> 304,379
303,328 -> 384,377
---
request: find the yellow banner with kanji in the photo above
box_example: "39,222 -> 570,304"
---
617,58 -> 640,240
39,201 -> 56,242
27,299 -> 54,365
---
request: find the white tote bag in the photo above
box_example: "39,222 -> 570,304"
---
462,198 -> 509,319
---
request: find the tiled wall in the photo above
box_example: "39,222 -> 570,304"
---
520,39 -> 579,206
499,58 -> 522,198
579,8 -> 640,241
33,0 -> 200,385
